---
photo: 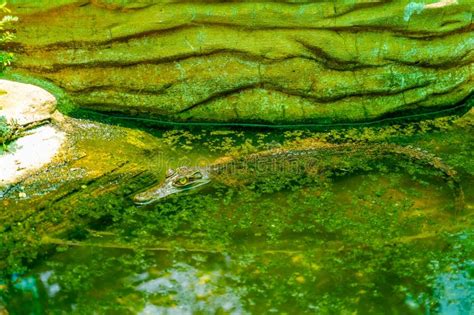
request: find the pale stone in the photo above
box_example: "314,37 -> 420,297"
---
0,80 -> 65,188
0,79 -> 57,126
0,125 -> 65,186
425,0 -> 458,9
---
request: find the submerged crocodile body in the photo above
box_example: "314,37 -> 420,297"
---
133,143 -> 464,212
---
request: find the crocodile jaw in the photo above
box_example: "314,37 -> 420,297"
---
133,176 -> 210,205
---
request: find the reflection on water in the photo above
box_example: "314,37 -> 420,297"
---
39,271 -> 60,298
405,260 -> 474,315
434,259 -> 473,315
135,263 -> 247,315
3,249 -> 473,314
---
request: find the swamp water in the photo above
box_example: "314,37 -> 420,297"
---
0,111 -> 473,314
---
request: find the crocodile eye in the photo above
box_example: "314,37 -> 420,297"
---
178,177 -> 188,185
166,168 -> 176,178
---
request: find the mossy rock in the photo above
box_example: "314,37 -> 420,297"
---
7,0 -> 474,125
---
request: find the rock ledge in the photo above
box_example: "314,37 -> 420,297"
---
0,80 -> 65,188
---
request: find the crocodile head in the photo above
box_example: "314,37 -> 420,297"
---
133,166 -> 210,205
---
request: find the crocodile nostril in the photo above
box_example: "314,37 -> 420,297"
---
192,171 -> 203,179
166,168 -> 176,178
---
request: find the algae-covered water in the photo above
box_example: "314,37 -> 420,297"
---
1,111 -> 473,314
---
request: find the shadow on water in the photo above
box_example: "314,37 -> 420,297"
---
67,92 -> 474,132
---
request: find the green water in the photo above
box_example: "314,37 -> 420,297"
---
1,113 -> 473,314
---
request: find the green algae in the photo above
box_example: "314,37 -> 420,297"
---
0,108 -> 472,314
7,0 -> 474,124
1,174 -> 472,313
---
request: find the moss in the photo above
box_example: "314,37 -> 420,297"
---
7,0 -> 474,124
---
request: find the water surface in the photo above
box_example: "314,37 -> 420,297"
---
1,112 -> 473,314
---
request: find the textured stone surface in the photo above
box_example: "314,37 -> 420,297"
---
0,125 -> 65,187
7,0 -> 474,124
0,79 -> 57,125
0,79 -> 65,187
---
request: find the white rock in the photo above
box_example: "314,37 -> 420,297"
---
0,125 -> 65,186
0,79 -> 65,189
0,79 -> 57,125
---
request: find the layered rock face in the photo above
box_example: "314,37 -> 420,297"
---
8,0 -> 474,124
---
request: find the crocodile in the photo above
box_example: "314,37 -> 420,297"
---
132,143 -> 464,212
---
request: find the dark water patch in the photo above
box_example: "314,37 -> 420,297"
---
69,92 -> 473,131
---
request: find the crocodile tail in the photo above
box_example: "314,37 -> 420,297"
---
376,144 -> 464,213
